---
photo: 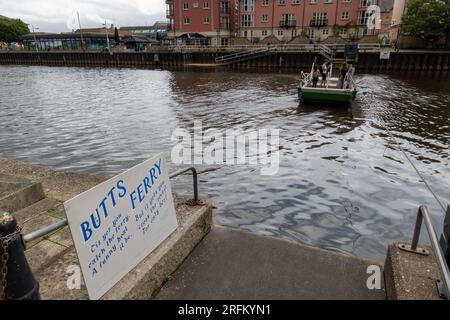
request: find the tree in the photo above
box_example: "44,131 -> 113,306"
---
0,16 -> 29,43
402,0 -> 450,48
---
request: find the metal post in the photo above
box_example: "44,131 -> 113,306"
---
410,207 -> 423,251
103,21 -> 110,52
31,25 -> 39,52
0,212 -> 40,300
77,12 -> 84,51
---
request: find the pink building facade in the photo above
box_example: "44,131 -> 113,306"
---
166,0 -> 382,45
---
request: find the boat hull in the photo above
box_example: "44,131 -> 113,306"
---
298,87 -> 357,104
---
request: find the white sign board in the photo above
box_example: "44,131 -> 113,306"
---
64,154 -> 178,300
380,47 -> 391,60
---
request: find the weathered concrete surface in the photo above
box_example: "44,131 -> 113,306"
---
0,173 -> 45,212
155,225 -> 386,300
0,158 -> 105,202
0,157 -> 213,300
384,242 -> 443,300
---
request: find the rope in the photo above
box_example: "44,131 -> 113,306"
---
357,91 -> 447,215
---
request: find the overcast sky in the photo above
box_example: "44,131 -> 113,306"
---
0,0 -> 167,32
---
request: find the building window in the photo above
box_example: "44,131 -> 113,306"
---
360,0 -> 373,6
339,28 -> 347,35
324,0 -> 332,3
277,29 -> 284,36
262,30 -> 268,36
220,16 -> 230,28
221,38 -> 229,46
193,2 -> 199,8
241,14 -> 253,27
358,10 -> 369,25
310,0 -> 318,3
341,11 -> 349,20
292,0 -> 300,4
220,1 -> 230,13
183,3 -> 189,10
203,1 -> 209,8
281,13 -> 295,26
241,0 -> 254,11
312,12 -> 327,26
203,16 -> 210,24
306,28 -> 314,39
183,17 -> 190,24
262,0 -> 269,5
343,0 -> 351,2
261,14 -> 268,22
278,0 -> 286,5
323,28 -> 329,35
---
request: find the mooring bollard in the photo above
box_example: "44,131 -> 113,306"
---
0,212 -> 40,300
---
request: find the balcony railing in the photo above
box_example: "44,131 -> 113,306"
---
309,19 -> 328,27
280,20 -> 296,28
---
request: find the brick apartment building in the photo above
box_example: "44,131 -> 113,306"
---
166,0 -> 391,45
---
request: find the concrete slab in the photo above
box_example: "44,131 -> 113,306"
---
0,157 -> 105,202
0,173 -> 45,212
384,242 -> 443,300
25,239 -> 67,274
0,173 -> 31,198
155,226 -> 386,300
13,197 -> 61,225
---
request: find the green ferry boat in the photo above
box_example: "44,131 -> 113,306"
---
298,62 -> 357,105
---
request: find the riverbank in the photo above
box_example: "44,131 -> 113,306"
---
1,50 -> 450,71
0,157 -> 446,299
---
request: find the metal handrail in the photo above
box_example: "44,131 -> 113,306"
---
215,46 -> 270,63
169,167 -> 198,201
410,205 -> 450,298
22,166 -> 199,243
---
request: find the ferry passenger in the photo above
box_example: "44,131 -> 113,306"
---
320,61 -> 329,87
312,66 -> 320,88
338,63 -> 348,89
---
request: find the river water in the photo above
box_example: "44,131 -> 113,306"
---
0,65 -> 449,260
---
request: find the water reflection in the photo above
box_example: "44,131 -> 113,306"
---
0,65 -> 449,260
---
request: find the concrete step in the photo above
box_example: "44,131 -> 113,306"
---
384,242 -> 444,300
155,226 -> 386,300
13,197 -> 64,248
0,173 -> 45,212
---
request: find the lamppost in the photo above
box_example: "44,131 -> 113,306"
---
102,21 -> 110,51
31,25 -> 39,52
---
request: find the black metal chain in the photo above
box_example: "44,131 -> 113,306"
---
0,227 -> 22,300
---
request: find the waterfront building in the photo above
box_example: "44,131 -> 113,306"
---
389,0 -> 405,43
20,32 -> 116,51
166,0 -> 388,45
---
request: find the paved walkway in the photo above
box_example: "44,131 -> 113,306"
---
155,226 -> 386,300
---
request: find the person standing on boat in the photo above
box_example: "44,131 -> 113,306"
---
312,66 -> 320,88
320,61 -> 329,87
338,63 -> 348,89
